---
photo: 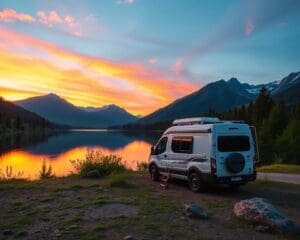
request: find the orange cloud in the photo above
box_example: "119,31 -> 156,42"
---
0,26 -> 198,115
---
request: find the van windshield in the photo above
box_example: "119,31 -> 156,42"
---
217,136 -> 250,152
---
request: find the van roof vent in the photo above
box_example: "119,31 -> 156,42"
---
172,117 -> 221,126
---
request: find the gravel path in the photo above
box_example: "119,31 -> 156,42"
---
257,172 -> 300,185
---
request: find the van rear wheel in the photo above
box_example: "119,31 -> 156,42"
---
149,164 -> 160,182
188,172 -> 205,192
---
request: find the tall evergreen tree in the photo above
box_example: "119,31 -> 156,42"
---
253,87 -> 273,129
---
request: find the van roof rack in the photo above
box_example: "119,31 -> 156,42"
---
226,120 -> 245,124
172,117 -> 221,126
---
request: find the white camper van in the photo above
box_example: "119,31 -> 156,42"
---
148,117 -> 258,192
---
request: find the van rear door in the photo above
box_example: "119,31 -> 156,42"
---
213,124 -> 255,178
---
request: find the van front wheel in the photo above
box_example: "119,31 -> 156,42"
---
149,164 -> 160,182
188,172 -> 204,192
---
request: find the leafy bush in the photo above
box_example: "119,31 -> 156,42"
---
39,161 -> 55,179
70,149 -> 126,178
109,174 -> 131,188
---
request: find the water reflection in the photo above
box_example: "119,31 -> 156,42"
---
0,130 -> 160,179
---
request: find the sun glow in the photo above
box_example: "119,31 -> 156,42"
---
0,26 -> 197,115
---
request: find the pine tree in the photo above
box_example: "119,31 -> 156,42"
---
267,99 -> 288,138
258,120 -> 273,164
253,87 -> 273,129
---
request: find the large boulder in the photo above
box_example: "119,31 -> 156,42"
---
234,198 -> 298,234
185,203 -> 208,219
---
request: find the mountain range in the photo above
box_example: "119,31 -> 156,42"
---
10,71 -> 300,128
15,94 -> 138,128
137,71 -> 300,124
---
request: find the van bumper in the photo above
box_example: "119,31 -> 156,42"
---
212,171 -> 256,184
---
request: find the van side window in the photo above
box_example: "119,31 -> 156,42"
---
155,137 -> 168,155
171,137 -> 193,153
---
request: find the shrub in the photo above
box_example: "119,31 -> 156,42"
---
70,149 -> 126,178
0,166 -> 24,180
39,161 -> 55,179
108,174 -> 131,188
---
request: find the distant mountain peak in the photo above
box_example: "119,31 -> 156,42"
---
45,93 -> 60,99
227,77 -> 239,83
15,94 -> 137,128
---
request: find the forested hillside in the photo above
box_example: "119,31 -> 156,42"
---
0,97 -> 52,134
215,87 -> 300,165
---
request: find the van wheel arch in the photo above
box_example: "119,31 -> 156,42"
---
188,167 -> 202,178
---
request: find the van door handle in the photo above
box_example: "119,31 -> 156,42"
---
164,154 -> 167,158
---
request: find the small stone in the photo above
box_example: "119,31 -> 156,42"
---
255,225 -> 271,233
3,229 -> 13,235
124,235 -> 134,240
86,169 -> 101,178
180,216 -> 188,221
52,229 -> 61,237
185,203 -> 208,219
68,225 -> 78,230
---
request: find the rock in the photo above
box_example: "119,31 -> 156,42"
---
184,203 -> 208,219
124,235 -> 134,240
234,198 -> 299,234
255,225 -> 271,233
51,229 -> 61,237
3,229 -> 13,235
86,170 -> 101,178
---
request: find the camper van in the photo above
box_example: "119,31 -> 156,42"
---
148,117 -> 258,192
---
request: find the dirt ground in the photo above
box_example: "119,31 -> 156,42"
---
0,173 -> 299,240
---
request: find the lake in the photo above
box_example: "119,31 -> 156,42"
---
0,130 -> 160,180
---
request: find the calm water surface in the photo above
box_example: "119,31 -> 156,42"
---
0,130 -> 160,179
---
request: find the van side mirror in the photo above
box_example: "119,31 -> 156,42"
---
151,146 -> 155,155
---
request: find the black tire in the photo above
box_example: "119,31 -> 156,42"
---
149,164 -> 160,182
188,172 -> 205,192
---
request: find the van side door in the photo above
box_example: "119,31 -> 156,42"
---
168,136 -> 194,177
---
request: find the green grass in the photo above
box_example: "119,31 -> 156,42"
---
257,164 -> 300,174
108,174 -> 132,188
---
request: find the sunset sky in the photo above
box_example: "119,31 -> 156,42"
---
0,0 -> 299,115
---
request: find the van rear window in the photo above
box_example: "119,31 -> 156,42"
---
217,136 -> 250,152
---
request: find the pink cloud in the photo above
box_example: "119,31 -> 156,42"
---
0,8 -> 36,23
117,0 -> 135,5
173,58 -> 183,75
245,18 -> 255,36
0,8 -> 81,36
148,58 -> 158,64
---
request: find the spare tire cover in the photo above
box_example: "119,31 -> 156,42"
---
225,153 -> 245,173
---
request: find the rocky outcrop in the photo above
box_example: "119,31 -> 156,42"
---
234,198 -> 298,234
